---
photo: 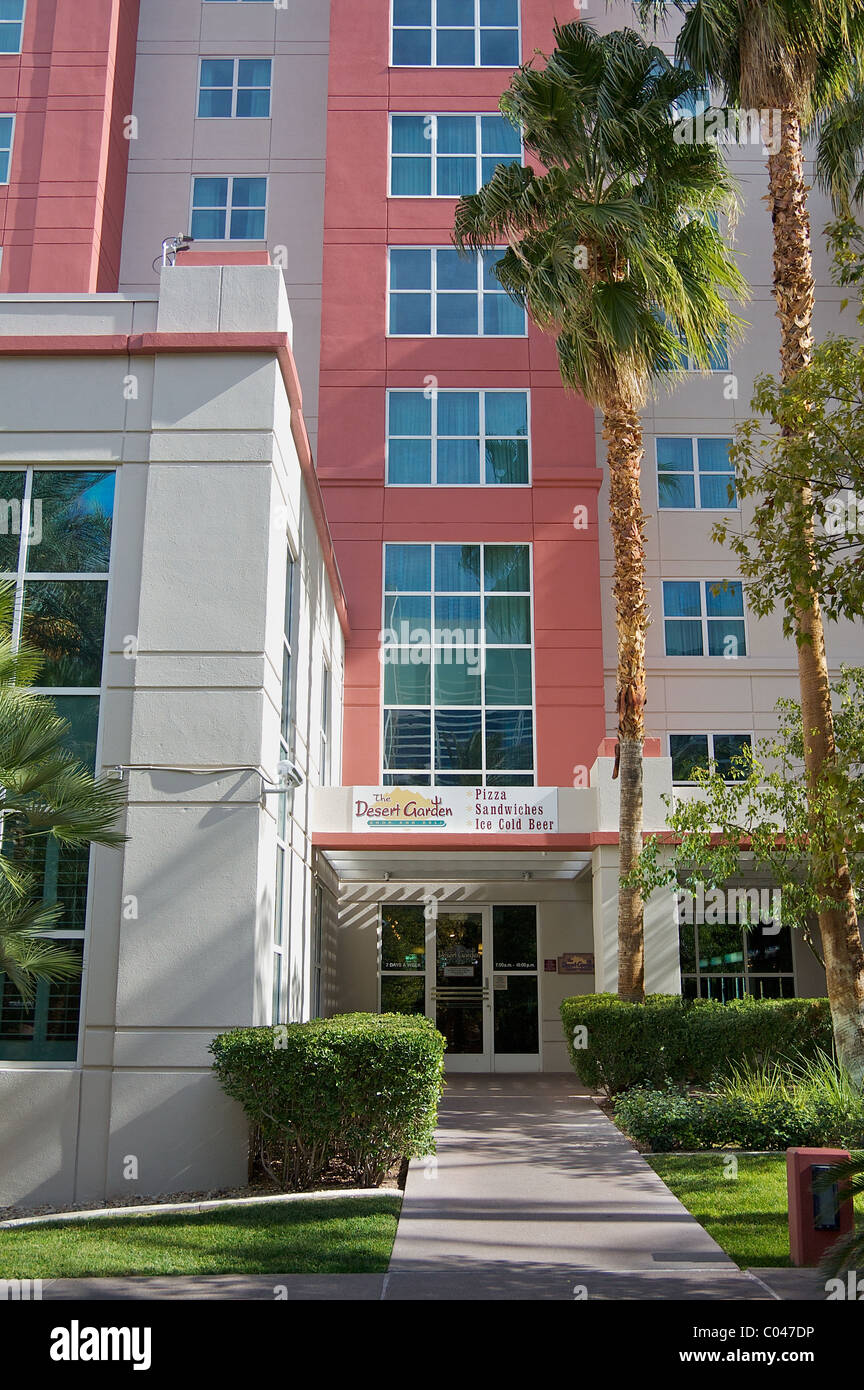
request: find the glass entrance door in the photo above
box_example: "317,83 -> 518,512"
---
428,906 -> 540,1072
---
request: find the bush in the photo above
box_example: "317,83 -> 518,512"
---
210,1013 -> 446,1190
615,1056 -> 864,1152
560,993 -> 832,1095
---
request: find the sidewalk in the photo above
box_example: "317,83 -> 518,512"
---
383,1074 -> 771,1300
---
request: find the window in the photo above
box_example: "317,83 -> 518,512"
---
680,919 -> 796,1000
380,903 -> 428,1014
190,176 -> 266,240
0,1 -> 24,54
389,113 -> 521,197
670,733 -> 752,783
657,437 -> 736,510
662,580 -> 747,657
272,553 -> 297,1025
0,469 -> 115,1062
311,882 -> 324,1018
387,389 -> 529,485
198,59 -> 272,118
391,0 -> 520,67
320,663 -> 331,786
388,247 -> 525,336
0,116 -> 14,184
382,542 -> 534,785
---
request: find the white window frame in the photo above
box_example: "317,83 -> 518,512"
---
388,112 -> 522,198
656,435 -> 737,512
669,731 -> 753,784
0,0 -> 24,55
387,246 -> 526,338
380,540 -> 537,785
661,578 -> 749,658
385,388 -> 531,486
0,465 -> 114,1069
390,0 -> 522,69
0,114 -> 15,185
189,174 -> 268,242
197,57 -> 272,119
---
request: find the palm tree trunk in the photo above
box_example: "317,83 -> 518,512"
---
603,391 -> 648,1003
769,111 -> 864,1083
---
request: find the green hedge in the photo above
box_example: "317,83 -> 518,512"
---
210,1013 -> 446,1190
559,994 -> 832,1095
615,1085 -> 864,1152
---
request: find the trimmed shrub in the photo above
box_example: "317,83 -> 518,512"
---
210,1013 -> 446,1190
560,993 -> 832,1095
615,1056 -> 864,1152
615,1086 -> 864,1152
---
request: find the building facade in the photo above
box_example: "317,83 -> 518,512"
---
0,0 -> 857,1203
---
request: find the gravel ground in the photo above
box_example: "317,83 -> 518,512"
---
0,1163 -> 405,1223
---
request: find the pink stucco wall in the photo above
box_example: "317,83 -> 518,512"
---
0,0 -> 139,291
318,0 -> 606,788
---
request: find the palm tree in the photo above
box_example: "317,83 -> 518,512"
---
639,0 -> 864,1079
453,21 -> 746,1000
0,583 -> 126,1004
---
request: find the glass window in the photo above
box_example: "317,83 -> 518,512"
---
680,919 -> 796,999
191,176 -> 266,240
388,247 -> 524,337
670,732 -> 752,783
0,1 -> 24,56
0,114 -> 14,183
198,58 -> 271,119
392,0 -> 519,67
0,468 -> 114,1063
663,580 -> 747,657
387,389 -> 528,485
390,112 -> 521,197
656,437 -> 736,510
383,543 -> 532,784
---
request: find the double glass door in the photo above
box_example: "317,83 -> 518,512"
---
430,906 -> 539,1072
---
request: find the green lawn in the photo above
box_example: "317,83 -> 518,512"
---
647,1153 -> 864,1268
0,1196 -> 401,1278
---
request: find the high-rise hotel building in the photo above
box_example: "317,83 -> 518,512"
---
0,1 -> 857,1204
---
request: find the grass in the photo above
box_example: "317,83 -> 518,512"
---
0,1196 -> 401,1278
647,1153 -> 864,1268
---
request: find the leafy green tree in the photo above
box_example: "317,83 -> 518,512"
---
630,669 -> 864,1077
638,0 -> 864,1070
453,20 -> 745,1000
0,583 -> 126,1004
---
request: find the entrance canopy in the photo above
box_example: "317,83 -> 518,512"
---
317,848 -> 592,883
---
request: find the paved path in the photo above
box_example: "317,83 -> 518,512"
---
383,1074 -> 771,1300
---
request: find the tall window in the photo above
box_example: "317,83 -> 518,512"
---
670,732 -> 752,783
311,882 -> 324,1018
320,663 -> 331,786
190,176 -> 267,240
657,437 -> 736,510
387,389 -> 529,486
389,114 -> 521,197
0,116 -> 14,184
272,553 -> 296,1024
0,1 -> 24,54
382,542 -> 534,785
662,580 -> 747,657
198,59 -> 272,118
391,0 -> 520,67
388,247 -> 525,336
0,469 -> 115,1062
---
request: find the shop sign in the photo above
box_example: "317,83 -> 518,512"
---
351,786 -> 558,833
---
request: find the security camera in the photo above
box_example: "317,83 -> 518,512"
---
276,758 -> 303,789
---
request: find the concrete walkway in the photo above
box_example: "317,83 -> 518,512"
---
383,1074 -> 771,1300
